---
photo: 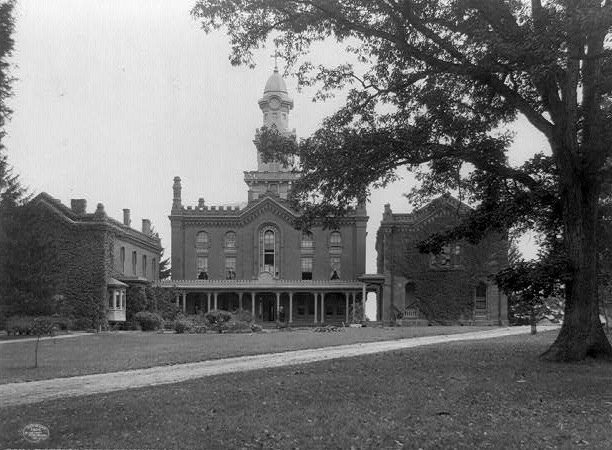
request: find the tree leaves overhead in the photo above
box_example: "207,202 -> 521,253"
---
195,0 -> 612,360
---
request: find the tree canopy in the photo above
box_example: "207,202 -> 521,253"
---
193,0 -> 612,361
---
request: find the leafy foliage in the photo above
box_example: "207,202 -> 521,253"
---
133,311 -> 164,331
193,0 -> 612,360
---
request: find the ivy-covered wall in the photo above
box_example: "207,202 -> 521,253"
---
33,204 -> 109,328
377,196 -> 509,325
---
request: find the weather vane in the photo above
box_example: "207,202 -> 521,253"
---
271,49 -> 282,70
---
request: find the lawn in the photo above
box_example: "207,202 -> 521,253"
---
1,330 -> 611,449
0,325 -> 492,384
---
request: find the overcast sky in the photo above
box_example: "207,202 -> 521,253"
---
6,0 -> 548,272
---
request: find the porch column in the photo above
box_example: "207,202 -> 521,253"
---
276,292 -> 280,321
352,292 -> 356,323
239,292 -> 244,310
362,289 -> 367,322
314,293 -> 318,324
182,292 -> 186,313
214,292 -> 218,310
175,293 -> 179,308
251,292 -> 256,318
289,292 -> 293,323
321,293 -> 325,324
207,293 -> 211,312
345,292 -> 349,323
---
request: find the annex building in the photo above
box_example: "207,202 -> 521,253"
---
161,67 -> 370,325
376,195 -> 509,325
24,194 -> 162,325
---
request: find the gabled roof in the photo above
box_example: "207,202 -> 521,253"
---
381,194 -> 472,229
170,194 -> 299,226
30,192 -> 162,251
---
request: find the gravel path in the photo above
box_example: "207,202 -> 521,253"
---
0,326 -> 552,408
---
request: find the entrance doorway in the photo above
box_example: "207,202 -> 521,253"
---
259,293 -> 276,321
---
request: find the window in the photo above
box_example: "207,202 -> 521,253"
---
301,231 -> 314,249
196,231 -> 209,247
301,257 -> 313,280
475,282 -> 487,310
197,256 -> 208,280
152,258 -> 156,280
330,231 -> 342,247
452,244 -> 461,266
262,229 -> 276,274
431,243 -> 461,268
330,255 -> 341,280
439,245 -> 451,266
108,292 -> 114,309
225,256 -> 236,280
142,255 -> 147,278
132,251 -> 137,275
120,247 -> 125,274
224,231 -> 236,248
297,298 -> 305,316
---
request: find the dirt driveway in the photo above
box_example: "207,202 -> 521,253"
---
0,326 -> 552,408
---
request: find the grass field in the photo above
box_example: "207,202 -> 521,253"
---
1,330 -> 611,449
0,326 -> 492,384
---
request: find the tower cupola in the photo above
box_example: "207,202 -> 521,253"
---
258,66 -> 294,132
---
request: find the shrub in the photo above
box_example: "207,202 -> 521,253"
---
72,316 -> 95,331
133,311 -> 164,331
250,323 -> 263,333
205,309 -> 232,325
50,315 -> 73,331
233,309 -> 253,323
6,316 -> 34,335
173,316 -> 193,334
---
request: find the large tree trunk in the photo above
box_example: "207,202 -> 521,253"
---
541,174 -> 612,361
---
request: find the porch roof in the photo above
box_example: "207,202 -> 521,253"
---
156,278 -> 365,291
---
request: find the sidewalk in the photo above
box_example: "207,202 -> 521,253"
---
0,325 -> 556,408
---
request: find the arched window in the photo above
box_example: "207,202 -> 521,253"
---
132,251 -> 137,275
330,231 -> 342,247
224,231 -> 236,248
301,231 -> 314,249
196,231 -> 208,246
263,230 -> 275,273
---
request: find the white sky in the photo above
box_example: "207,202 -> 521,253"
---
6,0 -> 548,273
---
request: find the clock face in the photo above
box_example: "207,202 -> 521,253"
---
269,98 -> 281,110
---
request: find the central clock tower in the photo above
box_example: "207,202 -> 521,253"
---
244,66 -> 299,202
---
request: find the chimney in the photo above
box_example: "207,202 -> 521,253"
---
142,219 -> 151,236
123,209 -> 131,227
93,203 -> 107,220
70,199 -> 87,214
172,176 -> 182,209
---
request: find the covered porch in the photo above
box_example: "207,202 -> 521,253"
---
157,277 -> 370,325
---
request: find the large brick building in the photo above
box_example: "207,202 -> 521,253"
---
163,67 -> 369,325
24,193 -> 162,325
376,195 -> 509,325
